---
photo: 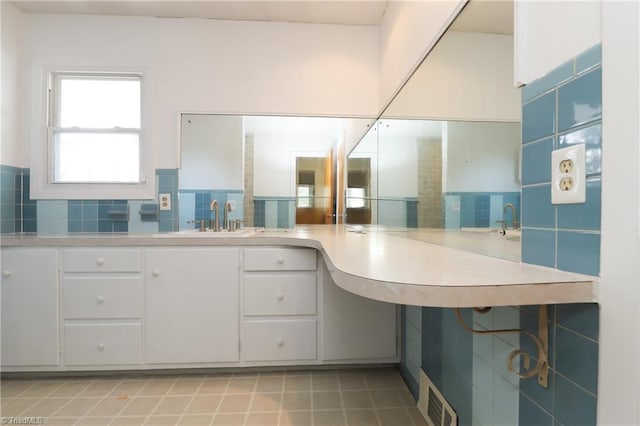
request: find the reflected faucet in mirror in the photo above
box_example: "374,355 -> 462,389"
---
499,203 -> 519,235
209,199 -> 220,232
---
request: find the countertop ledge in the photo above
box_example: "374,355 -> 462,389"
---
0,226 -> 599,308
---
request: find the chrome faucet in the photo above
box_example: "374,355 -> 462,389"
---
209,199 -> 220,232
223,201 -> 232,231
503,203 -> 519,231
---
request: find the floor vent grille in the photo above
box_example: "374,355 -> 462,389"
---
417,369 -> 457,426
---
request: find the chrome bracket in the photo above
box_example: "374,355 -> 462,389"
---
455,305 -> 549,388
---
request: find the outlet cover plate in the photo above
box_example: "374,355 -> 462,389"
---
159,193 -> 171,210
551,144 -> 586,204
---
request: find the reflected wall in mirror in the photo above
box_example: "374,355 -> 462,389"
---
179,114 -> 371,230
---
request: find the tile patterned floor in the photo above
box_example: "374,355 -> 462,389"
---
0,368 -> 427,426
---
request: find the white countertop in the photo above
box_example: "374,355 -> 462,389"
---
0,225 -> 598,308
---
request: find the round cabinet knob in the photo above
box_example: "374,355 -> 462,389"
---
151,269 -> 160,277
276,292 -> 284,301
277,257 -> 285,265
97,343 -> 105,351
2,270 -> 11,278
276,338 -> 284,347
96,296 -> 105,304
96,258 -> 105,266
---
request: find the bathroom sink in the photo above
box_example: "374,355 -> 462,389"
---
153,229 -> 259,238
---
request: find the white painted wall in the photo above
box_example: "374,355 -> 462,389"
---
445,121 -> 520,193
514,0 -> 601,85
378,0 -> 466,110
599,2 -> 640,424
384,32 -> 520,122
18,13 -> 379,175
179,114 -> 243,190
377,121 -> 419,198
1,2 -> 25,167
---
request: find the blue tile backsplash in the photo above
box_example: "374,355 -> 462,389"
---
519,44 -> 601,426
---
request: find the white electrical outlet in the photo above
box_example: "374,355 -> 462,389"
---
551,144 -> 586,204
159,193 -> 171,210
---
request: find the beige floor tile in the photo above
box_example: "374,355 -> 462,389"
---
20,381 -> 66,397
44,417 -> 80,425
342,390 -> 373,409
217,394 -> 251,413
54,397 -> 102,417
338,374 -> 368,390
278,411 -> 312,426
77,417 -> 112,425
255,376 -> 284,393
313,410 -> 346,426
152,396 -> 191,415
110,380 -> 149,398
144,415 -> 181,425
185,395 -> 222,414
80,381 -> 121,397
245,412 -> 279,426
371,390 -> 403,408
397,389 -> 416,407
178,414 -> 215,425
0,398 -> 39,416
311,375 -> 339,391
0,381 -> 38,397
249,393 -> 282,412
50,381 -> 93,398
226,377 -> 256,394
377,408 -> 414,426
168,378 -> 203,395
406,407 -> 428,426
283,376 -> 311,392
110,416 -> 148,425
138,380 -> 177,396
85,397 -> 129,417
23,398 -> 70,417
281,392 -> 311,411
345,409 -> 380,425
366,375 -> 400,390
198,378 -> 229,394
120,396 -> 162,416
212,413 -> 245,425
312,391 -> 342,410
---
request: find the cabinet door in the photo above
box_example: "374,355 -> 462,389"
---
1,249 -> 60,366
146,248 -> 240,364
321,263 -> 398,361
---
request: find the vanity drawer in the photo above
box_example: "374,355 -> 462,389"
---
244,273 -> 316,316
63,249 -> 141,273
63,277 -> 142,319
64,323 -> 142,366
244,248 -> 316,271
243,319 -> 317,361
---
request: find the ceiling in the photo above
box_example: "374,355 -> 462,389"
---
10,0 -> 390,26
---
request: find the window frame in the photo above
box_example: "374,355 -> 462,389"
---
30,67 -> 154,200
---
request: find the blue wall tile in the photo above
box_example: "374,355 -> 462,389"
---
556,303 -> 599,341
522,138 -> 554,185
558,124 -> 602,176
522,185 -> 555,228
522,60 -> 573,103
555,328 -> 598,394
277,200 -> 289,228
521,229 -> 556,268
557,179 -> 601,230
576,44 -> 602,74
519,393 -> 553,426
523,92 -> 556,143
556,231 -> 600,275
557,68 -> 602,132
554,375 -> 597,426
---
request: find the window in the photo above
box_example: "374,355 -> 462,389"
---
346,187 -> 366,208
297,185 -> 313,208
49,73 -> 141,183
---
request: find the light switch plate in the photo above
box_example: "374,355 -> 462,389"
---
159,193 -> 171,210
551,144 -> 586,204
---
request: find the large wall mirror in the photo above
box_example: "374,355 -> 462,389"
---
347,0 -> 521,261
179,114 -> 371,230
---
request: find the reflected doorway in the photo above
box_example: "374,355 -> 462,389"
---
295,152 -> 334,224
346,158 -> 371,224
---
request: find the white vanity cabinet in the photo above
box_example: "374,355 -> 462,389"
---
62,249 -> 143,367
1,248 -> 60,368
242,247 -> 318,363
146,248 -> 240,364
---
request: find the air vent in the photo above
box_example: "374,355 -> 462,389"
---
417,369 -> 457,426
